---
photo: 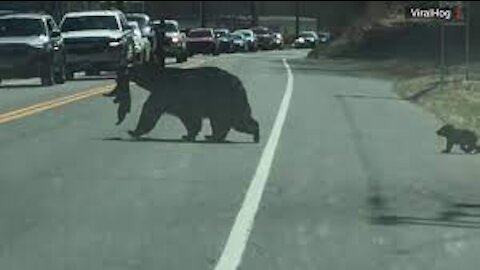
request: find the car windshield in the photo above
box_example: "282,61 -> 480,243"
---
236,31 -> 252,38
61,15 -> 119,32
188,30 -> 211,38
164,23 -> 178,33
300,32 -> 315,38
231,34 -> 243,40
126,16 -> 147,28
215,31 -> 228,37
0,18 -> 45,37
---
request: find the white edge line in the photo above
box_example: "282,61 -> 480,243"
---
214,58 -> 294,270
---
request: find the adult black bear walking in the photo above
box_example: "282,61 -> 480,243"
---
126,65 -> 260,143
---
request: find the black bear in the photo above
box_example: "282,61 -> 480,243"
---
111,64 -> 259,143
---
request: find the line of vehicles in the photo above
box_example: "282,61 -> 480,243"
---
0,10 -> 329,86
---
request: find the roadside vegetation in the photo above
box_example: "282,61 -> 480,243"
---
308,6 -> 480,134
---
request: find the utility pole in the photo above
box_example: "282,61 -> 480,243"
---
295,1 -> 300,37
200,1 -> 205,27
251,1 -> 258,27
115,1 -> 125,12
465,1 -> 470,82
439,1 -> 446,91
440,20 -> 445,91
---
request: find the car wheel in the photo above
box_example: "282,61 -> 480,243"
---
177,51 -> 188,63
176,55 -> 183,63
40,61 -> 55,86
54,61 -> 66,84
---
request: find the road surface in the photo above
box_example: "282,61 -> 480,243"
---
1,50 -> 480,270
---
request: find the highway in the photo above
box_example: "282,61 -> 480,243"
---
1,50 -> 480,270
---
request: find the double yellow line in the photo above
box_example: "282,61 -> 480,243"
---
0,84 -> 114,124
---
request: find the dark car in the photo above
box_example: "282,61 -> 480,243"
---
151,19 -> 188,64
0,13 -> 66,86
214,29 -> 234,53
251,26 -> 275,50
60,10 -> 135,79
186,28 -> 219,56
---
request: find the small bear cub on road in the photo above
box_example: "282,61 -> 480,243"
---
436,124 -> 480,154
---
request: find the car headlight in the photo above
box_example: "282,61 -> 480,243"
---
171,37 -> 179,43
297,37 -> 305,43
109,40 -> 122,47
29,42 -> 46,49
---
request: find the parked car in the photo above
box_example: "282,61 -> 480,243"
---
230,32 -> 248,52
294,31 -> 319,48
127,21 -> 151,64
151,19 -> 188,64
186,28 -> 219,56
233,29 -> 257,51
251,26 -> 275,50
0,13 -> 66,86
214,29 -> 234,53
60,10 -> 135,79
272,32 -> 284,50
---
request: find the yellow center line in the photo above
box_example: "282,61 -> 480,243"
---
0,84 -> 114,124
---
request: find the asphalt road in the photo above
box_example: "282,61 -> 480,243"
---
1,50 -> 480,270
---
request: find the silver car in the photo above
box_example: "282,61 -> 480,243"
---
127,21 -> 151,64
233,29 -> 257,52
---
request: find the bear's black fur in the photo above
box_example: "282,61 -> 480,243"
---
111,64 -> 259,143
436,124 -> 479,153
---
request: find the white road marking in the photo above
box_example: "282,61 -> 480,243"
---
1,78 -> 40,86
214,58 -> 294,270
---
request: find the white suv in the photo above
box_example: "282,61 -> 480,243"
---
60,10 -> 134,79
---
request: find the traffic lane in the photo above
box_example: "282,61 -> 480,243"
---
0,75 -> 115,115
0,51 -> 289,269
241,62 -> 480,270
